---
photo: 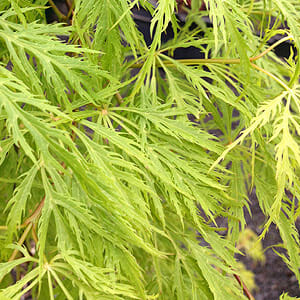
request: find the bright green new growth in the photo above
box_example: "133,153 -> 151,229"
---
0,0 -> 299,299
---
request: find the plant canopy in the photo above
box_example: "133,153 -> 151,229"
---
0,0 -> 300,299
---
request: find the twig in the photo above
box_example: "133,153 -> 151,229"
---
0,204 -> 45,281
250,63 -> 291,91
0,195 -> 46,282
66,0 -> 73,9
0,197 -> 45,231
8,223 -> 33,262
251,36 -> 292,62
131,58 -> 241,68
234,273 -> 255,300
48,0 -> 67,21
66,1 -> 75,22
4,197 -> 45,264
115,92 -> 123,105
0,222 -> 33,283
24,197 -> 45,226
31,223 -> 39,245
130,36 -> 293,68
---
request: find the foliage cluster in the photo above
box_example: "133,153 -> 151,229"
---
0,0 -> 300,299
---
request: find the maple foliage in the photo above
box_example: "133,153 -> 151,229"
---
0,1 -> 299,299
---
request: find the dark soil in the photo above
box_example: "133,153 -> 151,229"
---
238,191 -> 300,299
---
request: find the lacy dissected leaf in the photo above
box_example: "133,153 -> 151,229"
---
0,17 -> 115,109
73,0 -> 144,74
0,1 -> 300,299
5,164 -> 39,240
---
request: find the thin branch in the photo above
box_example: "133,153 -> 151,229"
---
66,0 -> 73,9
1,196 -> 45,263
130,36 -> 293,68
31,223 -> 39,245
131,58 -> 241,68
115,92 -> 123,105
234,273 -> 255,300
24,197 -> 45,226
0,197 -> 45,231
1,196 -> 46,274
250,63 -> 291,91
0,222 -> 33,283
48,0 -> 67,21
8,223 -> 32,262
66,1 -> 75,22
251,36 -> 292,62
